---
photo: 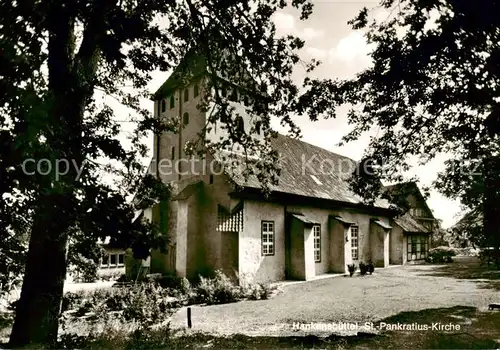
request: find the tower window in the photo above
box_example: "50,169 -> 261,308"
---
170,95 -> 175,109
194,84 -> 199,97
161,100 -> 166,113
183,112 -> 189,125
184,88 -> 189,102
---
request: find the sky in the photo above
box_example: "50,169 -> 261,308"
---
120,1 -> 465,229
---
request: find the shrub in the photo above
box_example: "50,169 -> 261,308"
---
195,270 -> 242,305
158,275 -> 185,290
427,246 -> 457,263
479,248 -> 500,267
454,247 -> 479,256
61,292 -> 84,312
347,263 -> 357,277
366,261 -> 374,275
99,271 -> 123,282
359,262 -> 368,276
243,283 -> 274,301
121,282 -> 176,329
71,257 -> 98,283
124,248 -> 142,281
180,277 -> 191,295
61,281 -> 179,333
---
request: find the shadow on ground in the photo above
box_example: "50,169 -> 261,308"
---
1,306 -> 499,349
415,256 -> 500,291
349,305 -> 500,349
84,305 -> 499,349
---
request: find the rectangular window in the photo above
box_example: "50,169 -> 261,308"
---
110,254 -> 117,266
118,253 -> 124,266
100,255 -> 109,268
351,225 -> 359,260
261,221 -> 274,256
407,235 -> 428,261
313,224 -> 321,262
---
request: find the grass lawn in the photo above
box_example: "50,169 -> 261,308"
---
170,257 -> 500,338
66,306 -> 500,349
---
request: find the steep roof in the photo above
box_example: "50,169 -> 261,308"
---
383,181 -> 435,219
394,213 -> 431,233
451,208 -> 483,232
219,134 -> 391,210
153,53 -> 206,100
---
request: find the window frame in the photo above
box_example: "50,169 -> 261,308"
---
169,95 -> 175,109
261,220 -> 275,256
194,84 -> 199,97
313,224 -> 321,262
183,112 -> 189,125
100,254 -> 110,268
407,235 -> 428,261
351,225 -> 359,260
184,88 -> 189,102
161,100 -> 166,113
117,253 -> 125,267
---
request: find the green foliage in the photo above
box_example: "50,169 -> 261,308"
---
1,0 -> 325,344
61,292 -> 85,313
298,0 -> 500,247
347,263 -> 357,277
427,246 -> 457,263
158,270 -> 277,305
124,249 -> 142,282
366,261 -> 374,275
478,248 -> 500,267
359,262 -> 368,276
195,270 -> 242,305
61,282 -> 178,334
244,283 -> 274,301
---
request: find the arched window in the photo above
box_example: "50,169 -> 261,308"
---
171,146 -> 175,160
170,95 -> 175,109
194,84 -> 199,97
183,112 -> 189,125
184,89 -> 189,102
161,100 -> 166,113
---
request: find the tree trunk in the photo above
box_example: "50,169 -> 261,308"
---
9,194 -> 71,347
483,155 -> 500,249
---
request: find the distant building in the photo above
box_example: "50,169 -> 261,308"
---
98,238 -> 125,277
450,208 -> 483,248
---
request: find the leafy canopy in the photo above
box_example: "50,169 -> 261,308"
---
298,0 -> 500,220
0,0 -> 318,294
